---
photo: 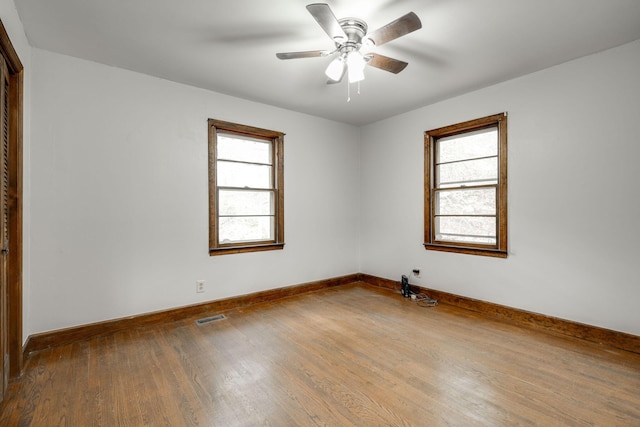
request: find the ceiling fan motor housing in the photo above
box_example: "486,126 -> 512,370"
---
336,17 -> 368,53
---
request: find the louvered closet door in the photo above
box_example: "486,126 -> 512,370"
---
0,54 -> 8,400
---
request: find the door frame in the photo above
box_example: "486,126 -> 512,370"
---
0,19 -> 24,379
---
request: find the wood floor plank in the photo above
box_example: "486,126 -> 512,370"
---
2,283 -> 640,426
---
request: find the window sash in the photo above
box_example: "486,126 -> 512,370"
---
432,186 -> 499,247
217,188 -> 276,245
216,132 -> 276,246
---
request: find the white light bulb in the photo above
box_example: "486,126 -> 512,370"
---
325,57 -> 344,81
347,52 -> 366,83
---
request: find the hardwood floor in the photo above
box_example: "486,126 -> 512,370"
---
2,283 -> 640,426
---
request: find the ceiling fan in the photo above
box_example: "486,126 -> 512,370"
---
276,3 -> 422,85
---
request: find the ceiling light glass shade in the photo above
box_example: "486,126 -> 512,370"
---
347,51 -> 366,83
325,57 -> 345,81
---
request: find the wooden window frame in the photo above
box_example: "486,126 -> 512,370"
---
424,113 -> 508,258
208,119 -> 284,256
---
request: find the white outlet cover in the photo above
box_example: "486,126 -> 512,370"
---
196,280 -> 205,293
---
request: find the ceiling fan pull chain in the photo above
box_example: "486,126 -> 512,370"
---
347,82 -> 351,102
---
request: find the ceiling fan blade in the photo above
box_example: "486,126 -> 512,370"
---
276,50 -> 331,60
366,53 -> 408,74
306,3 -> 348,42
366,12 -> 422,47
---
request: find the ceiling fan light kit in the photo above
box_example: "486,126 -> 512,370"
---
325,56 -> 345,81
276,3 -> 422,99
346,51 -> 366,83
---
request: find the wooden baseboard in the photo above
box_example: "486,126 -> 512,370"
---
25,272 -> 640,357
359,273 -> 640,354
24,274 -> 359,355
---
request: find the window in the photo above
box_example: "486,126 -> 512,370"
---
208,119 -> 284,255
424,113 -> 507,258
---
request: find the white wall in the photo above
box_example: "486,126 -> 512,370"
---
24,29 -> 640,338
360,40 -> 640,336
28,48 -> 360,336
0,0 -> 31,343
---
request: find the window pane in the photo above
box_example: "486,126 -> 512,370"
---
437,127 -> 497,163
219,216 -> 274,244
218,134 -> 272,164
437,157 -> 497,188
435,216 -> 496,245
436,188 -> 496,215
217,161 -> 272,189
219,190 -> 273,216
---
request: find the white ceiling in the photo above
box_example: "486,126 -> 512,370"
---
14,0 -> 640,125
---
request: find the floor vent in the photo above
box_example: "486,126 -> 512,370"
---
196,314 -> 226,325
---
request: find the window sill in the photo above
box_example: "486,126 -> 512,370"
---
424,243 -> 507,258
209,243 -> 285,256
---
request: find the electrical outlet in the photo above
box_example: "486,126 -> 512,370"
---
196,280 -> 205,293
412,269 -> 421,278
